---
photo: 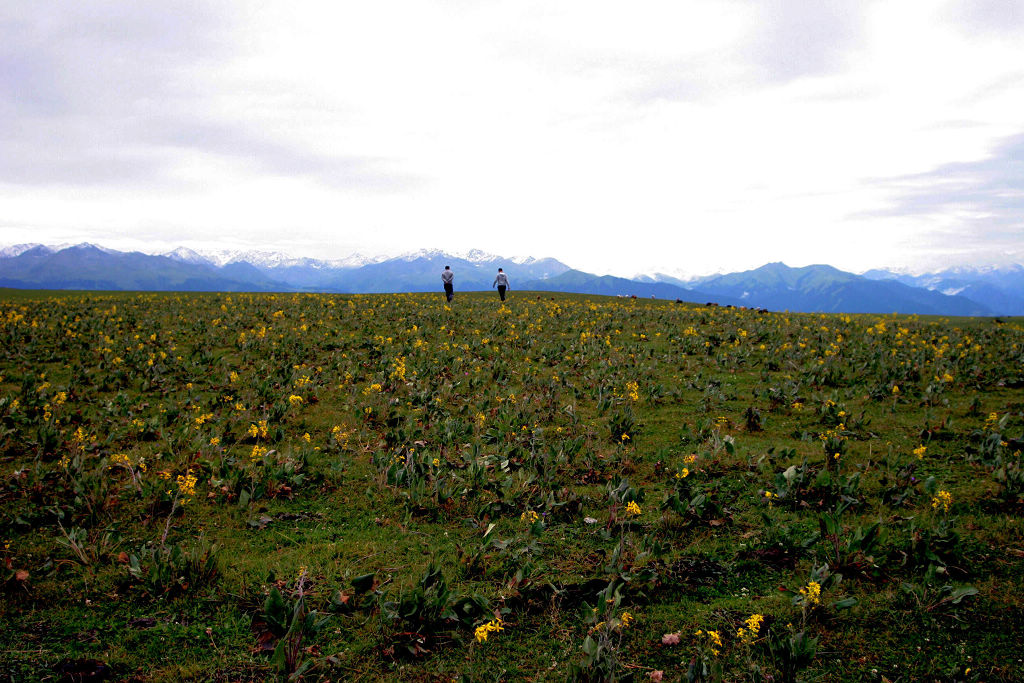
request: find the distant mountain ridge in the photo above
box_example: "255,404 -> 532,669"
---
673,262 -> 994,316
0,243 -> 1018,315
0,244 -> 285,292
520,270 -> 746,307
861,265 -> 1024,316
0,243 -> 573,295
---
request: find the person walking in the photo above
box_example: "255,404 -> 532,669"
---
492,267 -> 510,302
441,265 -> 454,302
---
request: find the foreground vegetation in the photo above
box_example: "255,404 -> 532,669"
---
1,288 -> 1022,681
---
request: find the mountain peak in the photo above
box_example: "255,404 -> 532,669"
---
396,248 -> 449,262
393,248 -> 524,265
67,242 -> 114,253
0,243 -> 47,258
163,247 -> 213,265
457,248 -> 501,262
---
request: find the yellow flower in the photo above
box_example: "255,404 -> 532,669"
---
248,420 -> 269,439
388,357 -> 407,382
288,394 -> 303,405
175,471 -> 197,503
624,501 -> 641,517
474,618 -> 504,643
931,490 -> 953,513
675,468 -> 690,479
520,509 -> 540,524
619,611 -> 634,628
737,613 -> 764,645
913,445 -> 927,459
799,581 -> 821,606
700,629 -> 722,656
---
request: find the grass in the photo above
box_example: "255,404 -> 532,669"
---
1,288 -> 1022,681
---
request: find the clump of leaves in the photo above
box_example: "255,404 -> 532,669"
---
380,562 -> 490,656
125,539 -> 221,598
254,569 -> 329,680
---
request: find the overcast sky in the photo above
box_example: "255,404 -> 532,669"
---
2,1 -> 1023,278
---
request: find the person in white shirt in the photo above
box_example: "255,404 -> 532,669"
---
441,266 -> 454,302
492,268 -> 510,302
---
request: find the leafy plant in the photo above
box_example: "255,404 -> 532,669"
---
381,562 -> 490,651
767,628 -> 818,683
125,539 -> 220,597
255,572 -> 330,680
572,581 -> 636,682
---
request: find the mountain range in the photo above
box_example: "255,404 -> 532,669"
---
1,243 -> 1021,316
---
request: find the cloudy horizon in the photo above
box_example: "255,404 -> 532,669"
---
2,1 -> 1023,279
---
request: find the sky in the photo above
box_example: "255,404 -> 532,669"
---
2,1 -> 1023,279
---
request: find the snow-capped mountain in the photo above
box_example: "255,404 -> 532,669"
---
163,248 -> 389,270
2,241 -> 1020,314
454,248 -> 502,263
215,249 -> 302,268
163,247 -> 215,266
0,242 -> 575,294
861,264 -> 1024,315
395,248 -> 452,262
4,242 -> 552,272
508,255 -> 539,265
396,248 -> 503,263
0,243 -> 48,258
640,272 -> 694,288
393,248 -> 544,266
332,253 -> 391,268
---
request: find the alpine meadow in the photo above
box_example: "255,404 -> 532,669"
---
2,289 -> 1023,682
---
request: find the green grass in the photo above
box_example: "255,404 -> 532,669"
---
1,290 -> 1022,681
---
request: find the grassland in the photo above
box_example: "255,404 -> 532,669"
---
1,288 -> 1022,682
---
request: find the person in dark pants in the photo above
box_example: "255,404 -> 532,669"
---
492,268 -> 509,301
441,265 -> 454,302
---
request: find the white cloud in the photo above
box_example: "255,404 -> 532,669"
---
1,0 -> 1023,277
